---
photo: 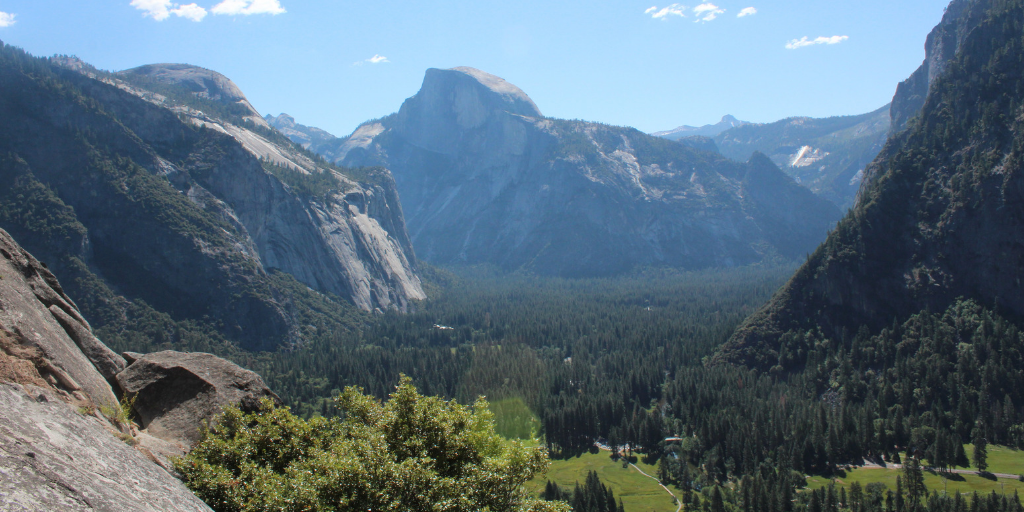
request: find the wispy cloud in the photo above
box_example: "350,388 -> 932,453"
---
646,4 -> 687,19
130,0 -> 207,22
785,35 -> 849,49
737,7 -> 757,17
0,11 -> 14,27
693,3 -> 724,22
211,0 -> 286,16
354,54 -> 389,66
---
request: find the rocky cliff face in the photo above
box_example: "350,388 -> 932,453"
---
711,106 -> 890,209
717,0 -> 1024,370
0,227 -> 215,510
112,62 -> 425,313
0,48 -> 422,351
887,0 -> 987,134
335,67 -> 840,276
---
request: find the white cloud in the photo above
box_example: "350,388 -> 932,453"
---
646,4 -> 687,19
131,0 -> 173,21
737,7 -> 757,17
0,11 -> 14,27
693,3 -> 724,22
130,0 -> 207,21
172,3 -> 207,21
785,35 -> 849,49
354,54 -> 389,66
645,6 -> 658,14
211,0 -> 286,16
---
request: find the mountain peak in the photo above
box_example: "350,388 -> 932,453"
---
120,63 -> 248,104
420,67 -> 542,119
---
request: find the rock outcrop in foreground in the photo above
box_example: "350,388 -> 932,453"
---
0,382 -> 212,511
0,226 -> 280,510
118,351 -> 281,447
335,67 -> 841,277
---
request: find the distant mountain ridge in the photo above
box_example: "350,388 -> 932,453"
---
652,115 -> 748,140
711,105 -> 891,208
265,113 -> 343,161
315,67 -> 841,277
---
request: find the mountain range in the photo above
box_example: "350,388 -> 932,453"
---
707,105 -> 891,209
276,67 -> 841,277
653,107 -> 891,210
651,115 -> 748,140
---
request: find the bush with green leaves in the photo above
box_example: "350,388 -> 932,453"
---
174,376 -> 569,512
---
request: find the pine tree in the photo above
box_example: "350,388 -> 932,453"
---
955,437 -> 970,468
850,482 -> 863,512
712,486 -> 727,512
903,456 -> 926,510
973,431 -> 988,473
895,475 -> 905,512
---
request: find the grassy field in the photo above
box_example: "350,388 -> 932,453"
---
962,445 -> 1024,476
806,446 -> 1024,496
488,397 -> 541,440
806,467 -> 1024,495
529,451 -> 683,512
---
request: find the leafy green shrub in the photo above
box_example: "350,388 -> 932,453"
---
175,376 -> 569,512
100,393 -> 137,430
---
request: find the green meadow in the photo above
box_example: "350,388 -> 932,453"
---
806,446 -> 1024,497
529,450 -> 683,512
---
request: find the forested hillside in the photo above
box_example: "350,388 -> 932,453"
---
687,0 -> 1024,509
720,0 -> 1024,371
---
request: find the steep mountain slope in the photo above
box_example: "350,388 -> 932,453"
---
0,45 -> 422,352
710,106 -> 891,209
331,67 -> 840,277
110,63 -> 425,312
652,115 -> 748,140
717,0 -> 1024,370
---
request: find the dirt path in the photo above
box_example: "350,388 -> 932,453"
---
857,461 -> 1018,480
628,462 -> 683,512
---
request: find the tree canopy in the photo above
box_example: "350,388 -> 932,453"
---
175,376 -> 569,512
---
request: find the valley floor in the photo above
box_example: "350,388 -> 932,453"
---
531,446 -> 1024,511
529,450 -> 684,512
805,446 -> 1024,497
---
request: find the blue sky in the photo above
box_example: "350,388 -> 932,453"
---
0,1 -> 949,136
